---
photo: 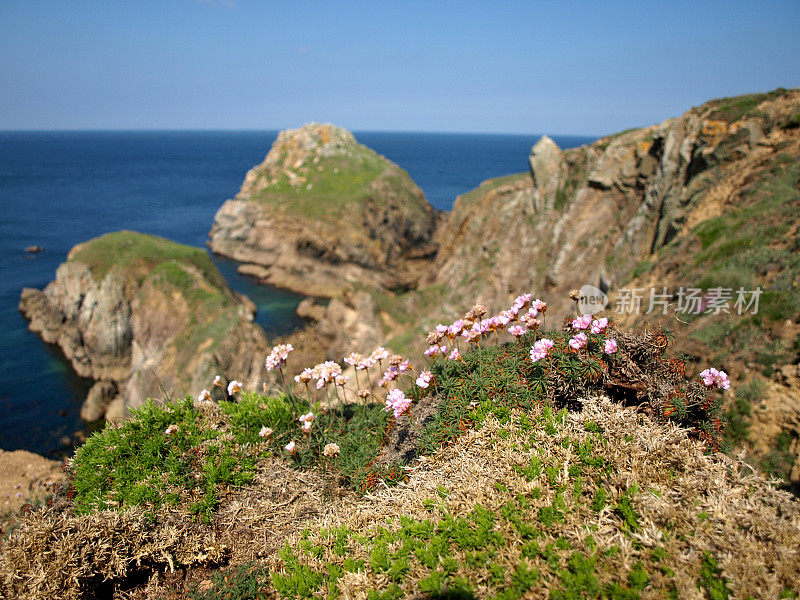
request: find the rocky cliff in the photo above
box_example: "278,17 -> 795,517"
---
19,231 -> 268,421
367,88 -> 800,490
208,123 -> 439,298
423,88 -> 800,321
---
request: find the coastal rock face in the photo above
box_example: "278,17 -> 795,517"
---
208,123 -> 439,298
422,88 -> 800,321
20,231 -> 268,421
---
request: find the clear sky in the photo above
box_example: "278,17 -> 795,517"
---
1,0 -> 798,135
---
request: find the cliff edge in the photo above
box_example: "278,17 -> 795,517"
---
19,231 -> 268,421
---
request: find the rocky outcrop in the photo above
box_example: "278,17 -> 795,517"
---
20,231 -> 269,421
420,88 -> 800,322
208,123 -> 439,298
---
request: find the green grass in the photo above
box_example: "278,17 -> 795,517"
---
248,144 -> 429,220
706,88 -> 790,122
70,230 -> 227,289
70,398 -> 256,523
67,392 -> 401,524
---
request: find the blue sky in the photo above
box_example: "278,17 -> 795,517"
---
1,1 -> 798,135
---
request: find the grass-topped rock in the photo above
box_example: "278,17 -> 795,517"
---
19,231 -> 269,421
208,123 -> 439,298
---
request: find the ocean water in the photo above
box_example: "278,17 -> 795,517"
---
0,130 -> 595,456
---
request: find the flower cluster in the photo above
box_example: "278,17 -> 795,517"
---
298,411 -> 315,432
309,361 -> 343,390
266,343 -> 293,371
424,294 -> 547,359
530,338 -> 555,362
700,368 -> 731,390
415,370 -> 433,389
567,314 -> 617,355
227,380 -> 242,396
384,388 -> 412,419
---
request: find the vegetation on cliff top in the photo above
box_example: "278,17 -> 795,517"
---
6,291 -> 797,599
243,124 -> 431,220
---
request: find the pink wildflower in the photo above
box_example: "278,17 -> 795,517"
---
448,319 -> 466,338
571,314 -> 593,330
323,443 -> 340,457
227,380 -> 242,396
569,332 -> 588,350
164,424 -> 179,435
603,339 -> 618,354
259,426 -> 273,439
590,317 -> 609,334
508,325 -> 526,338
530,299 -> 547,315
285,441 -> 297,454
416,370 -> 433,388
213,375 -> 223,388
343,352 -> 363,366
700,368 -> 719,387
448,347 -> 462,361
370,347 -> 390,362
424,345 -> 441,357
384,388 -> 412,419
513,293 -> 533,311
530,338 -> 554,362
198,389 -> 212,402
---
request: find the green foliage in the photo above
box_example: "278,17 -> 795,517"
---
706,89 -> 789,122
70,398 -> 255,522
70,230 -> 228,289
698,552 -> 732,600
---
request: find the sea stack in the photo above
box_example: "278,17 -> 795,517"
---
19,231 -> 269,421
208,123 -> 439,298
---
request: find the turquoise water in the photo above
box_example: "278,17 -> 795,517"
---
0,130 -> 595,456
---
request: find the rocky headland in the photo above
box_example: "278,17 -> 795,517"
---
208,123 -> 439,298
19,231 -> 268,421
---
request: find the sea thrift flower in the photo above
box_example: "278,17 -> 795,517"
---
227,380 -> 242,396
513,293 -> 532,309
259,426 -> 273,439
198,389 -> 212,402
700,368 -> 719,386
520,311 -> 541,329
448,319 -> 466,338
509,325 -> 526,338
572,314 -> 593,330
426,329 -> 445,345
700,368 -> 730,390
531,299 -> 547,315
335,375 -> 349,387
425,345 -> 441,357
265,354 -> 281,371
285,441 -> 297,454
603,338 -> 618,354
389,354 -> 403,366
357,357 -> 377,370
294,368 -> 313,384
590,317 -> 609,334
358,389 -> 371,400
384,388 -> 412,419
344,352 -> 363,366
323,443 -> 340,458
298,412 -> 315,425
213,375 -> 223,388
370,347 -> 390,362
464,304 -> 488,322
416,370 -> 433,388
435,324 -> 449,335
448,347 -> 461,361
398,359 -> 411,373
530,338 -> 555,363
569,332 -> 588,350
164,424 -> 179,435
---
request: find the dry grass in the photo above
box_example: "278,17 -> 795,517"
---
271,398 -> 800,599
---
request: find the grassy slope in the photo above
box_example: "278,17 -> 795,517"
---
247,144 -> 430,220
4,323 -> 799,598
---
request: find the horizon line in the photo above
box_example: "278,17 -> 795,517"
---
0,127 -> 605,139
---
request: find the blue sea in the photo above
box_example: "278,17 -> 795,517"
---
0,130 -> 595,456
